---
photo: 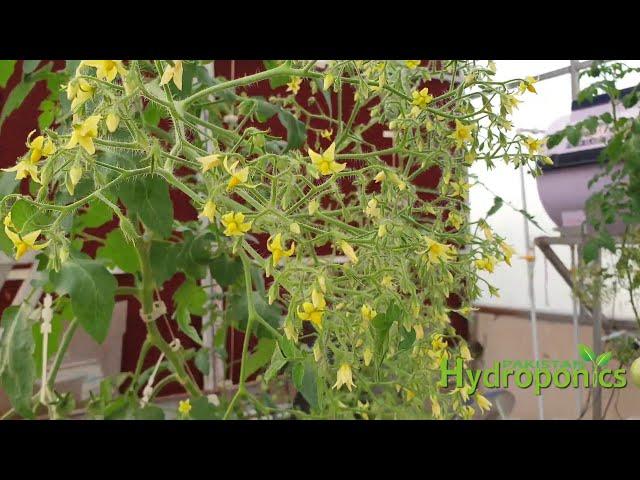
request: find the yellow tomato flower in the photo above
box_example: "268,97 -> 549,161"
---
431,395 -> 442,419
289,222 -> 301,235
3,213 -> 14,229
339,240 -> 358,264
460,343 -> 472,361
284,318 -> 298,343
332,363 -> 356,392
83,60 -> 127,82
2,159 -> 40,183
381,275 -> 394,289
308,199 -> 320,215
67,115 -> 101,155
480,221 -> 493,240
320,129 -> 333,139
518,75 -> 537,94
431,333 -> 448,351
323,73 -> 335,91
200,200 -> 217,222
405,60 -> 421,69
414,323 -> 424,340
447,211 -> 463,230
419,237 -> 456,265
363,347 -> 373,367
378,224 -> 387,238
364,198 -> 381,219
475,256 -> 497,273
160,60 -> 184,90
223,157 -> 249,191
198,154 -> 222,172
501,93 -> 521,115
286,76 -> 302,95
4,227 -> 50,260
308,142 -> 346,176
106,113 -> 120,133
449,120 -> 474,147
297,289 -> 326,328
524,136 -> 544,154
313,342 -> 322,362
411,87 -> 433,109
67,79 -> 95,111
361,304 -> 377,323
476,393 -> 492,413
221,212 -> 252,237
500,242 -> 516,266
178,399 -> 191,416
68,163 -> 83,194
389,172 -> 406,191
27,130 -> 56,163
464,152 -> 476,165
267,233 -> 295,266
374,171 -> 386,183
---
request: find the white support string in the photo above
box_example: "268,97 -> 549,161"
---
519,167 -> 545,420
39,294 -> 53,404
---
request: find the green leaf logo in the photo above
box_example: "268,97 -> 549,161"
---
578,344 -> 596,364
596,351 -> 613,367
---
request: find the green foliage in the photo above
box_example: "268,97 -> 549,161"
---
51,257 -> 117,344
0,306 -> 35,418
118,175 -> 174,239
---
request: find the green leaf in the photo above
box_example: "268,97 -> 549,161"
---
278,110 -> 306,152
0,60 -> 17,88
486,196 -> 504,217
173,278 -> 207,346
596,351 -> 613,367
264,343 -> 287,383
97,229 -> 139,274
0,306 -> 35,418
292,362 -> 304,390
189,396 -> 220,420
150,241 -> 179,285
118,175 -> 174,239
296,357 -> 319,410
143,101 -> 162,127
399,327 -> 416,351
578,343 -> 596,363
582,238 -> 600,263
546,133 -> 564,149
567,126 -> 582,146
22,60 -> 41,74
134,405 -> 165,420
37,109 -> 55,130
52,258 -> 117,344
175,231 -> 215,280
263,60 -> 289,89
194,348 -> 210,376
226,290 -> 283,339
243,338 -> 276,381
74,200 -> 114,230
0,170 -> 19,196
209,252 -> 243,287
0,80 -> 36,132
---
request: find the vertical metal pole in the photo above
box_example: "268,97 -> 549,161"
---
570,245 -> 582,416
592,249 -> 603,419
570,60 -> 580,101
519,168 -> 544,419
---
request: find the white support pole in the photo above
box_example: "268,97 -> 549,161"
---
570,245 -> 582,416
198,61 -> 225,390
519,167 -> 544,420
